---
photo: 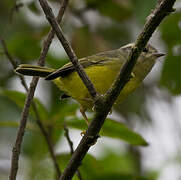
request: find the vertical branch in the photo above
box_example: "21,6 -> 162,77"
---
8,0 -> 69,179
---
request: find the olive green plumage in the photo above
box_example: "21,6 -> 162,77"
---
15,43 -> 164,112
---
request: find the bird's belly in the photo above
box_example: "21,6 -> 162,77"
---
53,64 -> 140,109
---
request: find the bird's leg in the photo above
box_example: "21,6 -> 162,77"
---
80,106 -> 89,126
80,106 -> 89,136
80,106 -> 100,145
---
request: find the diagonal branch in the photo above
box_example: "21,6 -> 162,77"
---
8,0 -> 69,179
32,104 -> 61,180
63,124 -> 83,180
58,0 -> 176,179
0,37 -> 28,91
38,0 -> 69,66
104,0 -> 176,105
0,36 -> 61,180
38,0 -> 98,99
9,76 -> 39,180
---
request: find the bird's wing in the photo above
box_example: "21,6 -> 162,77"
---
45,49 -> 122,80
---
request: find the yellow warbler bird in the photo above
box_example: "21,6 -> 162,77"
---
15,43 -> 164,123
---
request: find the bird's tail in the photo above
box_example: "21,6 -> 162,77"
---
15,64 -> 55,78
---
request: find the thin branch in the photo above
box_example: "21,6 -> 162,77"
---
3,58 -> 54,180
0,37 -> 17,69
0,37 -> 28,91
0,37 -> 61,179
38,0 -> 98,99
63,125 -> 74,154
63,125 -> 83,180
38,0 -> 69,66
8,0 -> 69,179
59,0 -> 176,179
9,76 -> 39,180
105,0 -> 176,104
32,104 -> 61,180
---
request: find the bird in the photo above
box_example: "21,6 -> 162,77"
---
15,43 -> 165,124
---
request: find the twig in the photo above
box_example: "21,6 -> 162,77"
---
0,37 -> 61,177
9,76 -> 39,180
32,104 -> 61,180
63,125 -> 83,180
38,0 -> 69,66
105,0 -> 176,104
63,125 -> 74,154
58,0 -> 176,179
0,37 -> 28,91
0,37 -> 61,179
38,0 -> 98,100
8,0 -> 69,179
0,37 -> 17,69
0,39 -> 61,178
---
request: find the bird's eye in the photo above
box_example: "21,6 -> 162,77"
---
143,48 -> 148,53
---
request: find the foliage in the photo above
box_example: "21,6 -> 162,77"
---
0,0 -> 180,179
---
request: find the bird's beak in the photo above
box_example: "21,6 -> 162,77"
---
152,52 -> 165,58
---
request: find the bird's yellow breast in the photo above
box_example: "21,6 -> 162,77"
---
53,61 -> 140,110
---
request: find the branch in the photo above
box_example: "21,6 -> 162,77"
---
0,37 -> 28,91
63,125 -> 83,180
59,0 -> 176,179
8,1 -> 69,179
104,0 -> 176,105
32,104 -> 61,180
38,0 -> 69,66
38,0 -> 98,99
9,76 -> 39,180
0,36 -> 61,180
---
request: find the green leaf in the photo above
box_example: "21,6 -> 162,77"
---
161,12 -> 181,47
160,54 -> 181,94
0,120 -> 37,131
56,152 -> 152,180
160,12 -> 181,94
0,89 -> 49,121
65,118 -> 148,146
101,119 -> 148,146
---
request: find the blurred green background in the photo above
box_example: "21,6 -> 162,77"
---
0,0 -> 181,180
